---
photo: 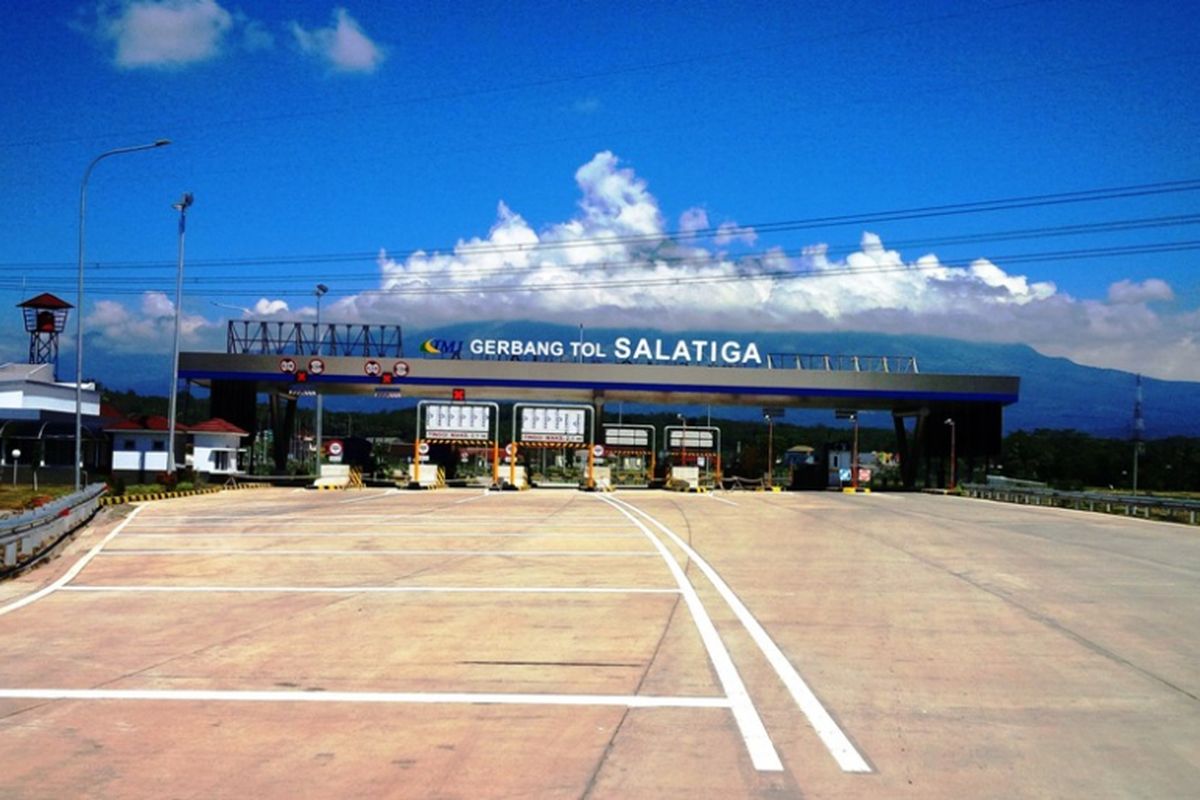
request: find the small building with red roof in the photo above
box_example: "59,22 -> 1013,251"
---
105,415 -> 186,481
189,418 -> 248,476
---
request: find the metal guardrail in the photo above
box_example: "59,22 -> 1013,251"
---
1,483 -> 106,569
962,483 -> 1200,525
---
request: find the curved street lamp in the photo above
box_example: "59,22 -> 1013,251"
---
75,139 -> 171,491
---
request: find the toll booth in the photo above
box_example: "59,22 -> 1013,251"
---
602,424 -> 656,487
665,425 -> 722,490
510,403 -> 596,490
412,400 -> 500,489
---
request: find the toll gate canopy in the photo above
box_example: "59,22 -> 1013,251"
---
182,322 -> 1019,487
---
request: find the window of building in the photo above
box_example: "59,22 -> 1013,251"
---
124,439 -> 135,450
152,441 -> 164,451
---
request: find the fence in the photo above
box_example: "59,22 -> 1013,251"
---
961,483 -> 1200,526
1,484 -> 106,570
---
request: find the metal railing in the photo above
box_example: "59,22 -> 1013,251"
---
962,483 -> 1200,525
1,483 -> 106,570
765,353 -> 920,372
227,320 -> 404,357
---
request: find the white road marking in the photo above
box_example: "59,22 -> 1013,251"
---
605,494 -> 873,774
61,585 -> 680,595
602,498 -> 783,772
0,687 -> 731,709
337,489 -> 401,504
708,494 -> 739,507
97,549 -> 657,557
116,531 -> 642,539
0,505 -> 146,618
126,515 -> 621,523
450,491 -> 492,506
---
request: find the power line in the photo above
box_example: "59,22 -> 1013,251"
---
6,238 -> 1197,298
4,178 -> 1199,273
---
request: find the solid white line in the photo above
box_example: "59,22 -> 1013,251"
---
0,687 -> 731,709
0,505 -> 146,618
337,489 -> 401,504
97,549 -> 657,558
116,531 -> 642,539
450,491 -> 491,506
708,494 -> 739,507
127,515 -> 621,523
601,498 -> 783,772
61,585 -> 680,595
606,494 -> 872,774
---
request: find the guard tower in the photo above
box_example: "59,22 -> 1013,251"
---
18,293 -> 72,379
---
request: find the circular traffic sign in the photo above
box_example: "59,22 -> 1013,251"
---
417,442 -> 430,455
392,360 -> 410,378
279,357 -> 297,374
326,440 -> 344,457
308,358 -> 326,375
504,443 -> 515,456
364,360 -> 382,377
592,444 -> 605,458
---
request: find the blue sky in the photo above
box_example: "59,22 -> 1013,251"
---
2,0 -> 1199,384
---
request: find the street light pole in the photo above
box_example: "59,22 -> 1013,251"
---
167,193 -> 193,477
765,413 -> 774,487
945,418 -> 957,490
75,139 -> 171,491
314,284 -> 328,475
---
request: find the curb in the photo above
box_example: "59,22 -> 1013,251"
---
98,481 -> 273,506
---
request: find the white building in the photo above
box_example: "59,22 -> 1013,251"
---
0,362 -> 104,478
106,416 -> 183,482
189,418 -> 248,476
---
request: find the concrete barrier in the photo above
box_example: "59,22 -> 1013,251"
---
312,464 -> 352,490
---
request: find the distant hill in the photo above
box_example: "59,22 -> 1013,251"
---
95,321 -> 1200,437
407,323 -> 1198,437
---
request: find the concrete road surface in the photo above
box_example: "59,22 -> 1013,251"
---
0,488 -> 1196,798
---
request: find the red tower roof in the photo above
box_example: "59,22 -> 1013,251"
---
17,293 -> 73,310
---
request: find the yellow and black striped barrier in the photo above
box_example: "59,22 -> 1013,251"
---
99,486 -> 222,506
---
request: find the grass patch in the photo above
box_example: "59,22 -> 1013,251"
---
0,485 -> 75,512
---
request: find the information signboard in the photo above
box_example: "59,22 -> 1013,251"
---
668,429 -> 715,450
603,426 -> 650,448
424,403 -> 492,440
520,406 -> 586,443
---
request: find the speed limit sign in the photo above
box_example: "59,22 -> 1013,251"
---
592,444 -> 605,458
417,441 -> 430,455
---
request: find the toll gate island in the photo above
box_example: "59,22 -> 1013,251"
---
180,320 -> 1019,490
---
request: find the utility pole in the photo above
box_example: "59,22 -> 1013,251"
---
1132,374 -> 1144,495
944,418 -> 957,490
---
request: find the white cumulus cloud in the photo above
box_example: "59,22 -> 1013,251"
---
347,151 -> 1200,380
1107,278 -> 1174,305
92,0 -> 234,69
291,7 -> 385,74
87,292 -> 217,353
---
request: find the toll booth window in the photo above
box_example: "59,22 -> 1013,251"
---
124,440 -> 135,450
152,441 -> 164,451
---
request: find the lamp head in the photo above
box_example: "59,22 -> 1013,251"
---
154,139 -> 172,147
315,284 -> 329,297
172,192 -> 193,211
